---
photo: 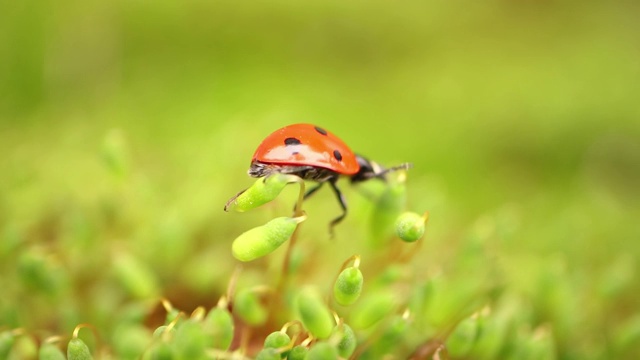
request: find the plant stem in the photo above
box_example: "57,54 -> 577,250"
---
268,176 -> 306,323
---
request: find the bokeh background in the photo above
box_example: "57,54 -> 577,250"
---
1,0 -> 639,358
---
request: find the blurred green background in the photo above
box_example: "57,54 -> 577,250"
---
1,0 -> 639,358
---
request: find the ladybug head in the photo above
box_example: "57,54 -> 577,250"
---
350,154 -> 412,183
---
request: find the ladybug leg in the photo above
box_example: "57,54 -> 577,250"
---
303,183 -> 324,200
223,188 -> 247,211
328,180 -> 348,234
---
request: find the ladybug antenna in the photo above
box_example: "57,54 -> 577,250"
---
351,154 -> 412,183
377,162 -> 413,178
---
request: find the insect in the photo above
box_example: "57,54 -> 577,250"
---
230,123 -> 411,232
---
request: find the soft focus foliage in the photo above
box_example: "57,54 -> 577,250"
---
1,0 -> 639,359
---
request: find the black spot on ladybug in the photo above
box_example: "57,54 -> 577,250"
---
284,137 -> 302,146
333,149 -> 343,161
314,126 -> 328,135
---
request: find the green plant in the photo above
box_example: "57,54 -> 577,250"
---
1,0 -> 640,357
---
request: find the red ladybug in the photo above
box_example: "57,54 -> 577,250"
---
237,123 -> 410,231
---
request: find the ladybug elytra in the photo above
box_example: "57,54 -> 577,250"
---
234,123 -> 411,232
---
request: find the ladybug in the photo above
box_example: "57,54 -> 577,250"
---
242,123 -> 410,231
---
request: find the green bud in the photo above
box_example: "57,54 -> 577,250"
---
102,128 -> 130,178
288,246 -> 306,274
233,289 -> 267,326
39,343 -> 66,360
144,342 -> 174,360
263,331 -> 290,357
333,267 -> 363,306
232,216 -> 305,262
446,313 -> 480,357
296,288 -> 335,339
152,217 -> 189,266
506,325 -> 555,360
255,348 -> 281,360
528,327 -> 556,360
173,320 -> 207,359
152,326 -> 172,340
204,307 -> 234,350
332,324 -> 357,358
613,314 -> 640,356
306,342 -> 338,360
598,254 -> 635,299
0,226 -> 22,259
18,251 -> 65,295
112,252 -> 159,299
421,275 -> 484,329
351,292 -> 396,329
287,345 -> 309,360
225,174 -> 298,212
113,324 -> 153,359
395,211 -> 427,242
370,174 -> 407,247
367,315 -> 410,355
373,264 -> 409,287
67,338 -> 93,360
118,302 -> 154,325
470,302 -> 516,358
11,335 -> 37,359
0,331 -> 15,359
